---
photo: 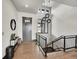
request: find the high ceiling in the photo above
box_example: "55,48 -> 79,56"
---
12,0 -> 44,13
51,0 -> 77,7
11,0 -> 77,13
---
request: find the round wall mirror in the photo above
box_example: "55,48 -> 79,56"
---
10,19 -> 16,31
47,19 -> 51,23
42,17 -> 46,21
45,13 -> 49,18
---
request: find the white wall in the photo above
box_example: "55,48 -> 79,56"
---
17,12 -> 38,40
2,0 -> 38,57
51,4 -> 77,37
51,4 -> 77,48
2,0 -> 18,57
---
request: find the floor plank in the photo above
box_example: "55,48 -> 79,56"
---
13,42 -> 77,59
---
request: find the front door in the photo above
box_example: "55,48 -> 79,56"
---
22,17 -> 32,42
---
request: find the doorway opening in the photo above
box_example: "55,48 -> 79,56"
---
22,17 -> 32,42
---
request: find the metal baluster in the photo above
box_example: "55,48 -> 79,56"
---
39,35 -> 40,46
45,38 -> 47,57
64,36 -> 66,52
75,35 -> 77,48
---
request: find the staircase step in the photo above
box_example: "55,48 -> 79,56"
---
42,47 -> 64,53
42,47 -> 56,53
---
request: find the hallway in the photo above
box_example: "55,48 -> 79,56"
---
2,0 -> 77,58
13,42 -> 77,59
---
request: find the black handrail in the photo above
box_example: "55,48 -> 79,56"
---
36,33 -> 47,42
40,35 -> 47,40
47,35 -> 64,46
64,35 -> 77,39
47,35 -> 77,46
52,36 -> 64,43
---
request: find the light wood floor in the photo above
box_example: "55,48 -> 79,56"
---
13,42 -> 77,59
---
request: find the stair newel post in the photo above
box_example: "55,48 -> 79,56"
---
45,38 -> 47,57
52,42 -> 54,49
75,35 -> 77,48
39,35 -> 40,46
64,36 -> 66,52
36,33 -> 37,45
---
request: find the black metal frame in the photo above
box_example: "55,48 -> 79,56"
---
51,35 -> 77,52
41,21 -> 46,33
41,17 -> 51,33
41,17 -> 46,33
10,19 -> 16,31
36,34 -> 77,57
47,19 -> 51,33
63,35 -> 77,52
36,33 -> 47,57
45,13 -> 50,18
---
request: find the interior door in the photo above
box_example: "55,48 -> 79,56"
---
22,17 -> 32,42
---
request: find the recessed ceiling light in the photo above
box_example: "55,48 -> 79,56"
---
42,3 -> 45,6
25,4 -> 29,7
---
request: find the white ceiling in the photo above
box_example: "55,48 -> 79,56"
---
11,0 -> 77,13
51,0 -> 77,7
12,0 -> 44,13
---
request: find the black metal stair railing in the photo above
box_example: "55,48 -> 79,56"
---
36,33 -> 77,57
63,35 -> 77,52
51,35 -> 77,52
36,33 -> 48,57
47,35 -> 64,46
